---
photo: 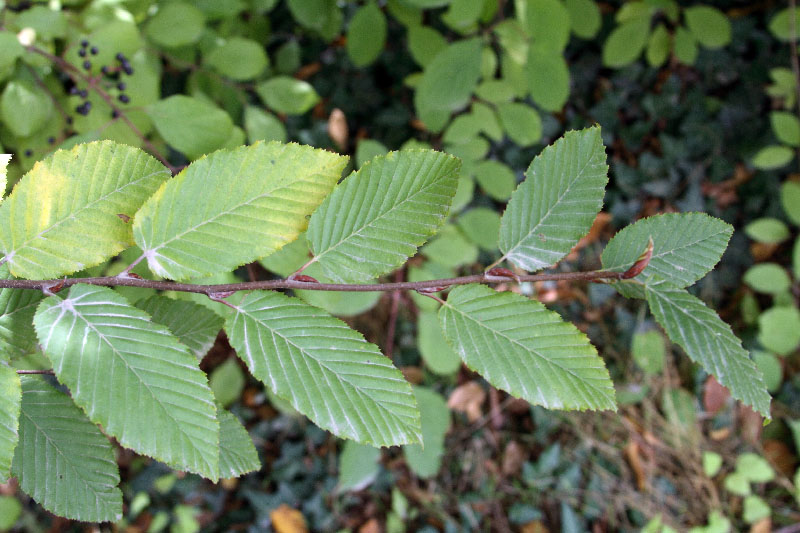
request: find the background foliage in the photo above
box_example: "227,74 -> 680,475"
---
1,0 -> 800,531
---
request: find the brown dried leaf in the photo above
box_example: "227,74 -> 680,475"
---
358,518 -> 381,533
328,108 -> 348,151
624,441 -> 646,491
520,521 -> 550,533
448,381 -> 486,422
502,441 -> 527,477
270,504 -> 308,533
750,517 -> 771,533
703,375 -> 730,414
763,439 -> 796,477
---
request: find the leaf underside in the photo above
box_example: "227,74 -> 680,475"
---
0,364 -> 20,482
602,212 -> 733,288
135,295 -> 223,360
645,281 -> 771,417
224,291 -> 421,447
307,150 -> 460,282
439,284 -> 617,410
0,264 -> 42,360
498,126 -> 608,272
12,377 -> 122,522
133,142 -> 348,280
33,285 -> 220,479
0,141 -> 170,279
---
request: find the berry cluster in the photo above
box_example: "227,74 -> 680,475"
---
69,40 -> 135,118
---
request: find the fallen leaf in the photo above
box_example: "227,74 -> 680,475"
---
358,518 -> 381,533
502,441 -> 526,477
270,504 -> 308,533
703,375 -> 730,414
520,521 -> 549,533
401,366 -> 424,384
448,381 -> 486,422
624,441 -> 646,491
763,439 -> 796,477
328,108 -> 348,151
750,516 -> 771,533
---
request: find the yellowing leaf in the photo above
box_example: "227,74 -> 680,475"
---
270,504 -> 308,533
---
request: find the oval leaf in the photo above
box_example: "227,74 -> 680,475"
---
346,1 -> 387,67
0,364 -> 20,482
147,95 -> 233,160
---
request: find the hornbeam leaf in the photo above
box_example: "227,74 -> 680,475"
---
0,264 -> 43,361
33,285 -> 220,479
218,409 -> 260,478
0,141 -> 170,279
12,377 -> 122,522
133,142 -> 348,280
439,284 -> 616,410
602,213 -> 732,288
135,295 -> 223,359
307,150 -> 460,282
645,280 -> 771,418
498,126 -> 608,272
0,364 -> 20,482
224,291 -> 421,446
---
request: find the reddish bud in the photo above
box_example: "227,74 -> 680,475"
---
417,286 -> 447,294
622,237 -> 654,279
126,272 -> 142,279
208,290 -> 236,299
116,213 -> 131,223
485,267 -> 520,283
290,274 -> 319,283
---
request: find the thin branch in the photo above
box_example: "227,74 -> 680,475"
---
0,269 -> 625,295
16,370 -> 55,375
24,45 -> 179,175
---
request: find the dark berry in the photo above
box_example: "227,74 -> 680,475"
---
118,94 -> 130,104
79,89 -> 88,99
69,86 -> 79,95
78,48 -> 86,57
83,101 -> 92,112
80,39 -> 89,48
117,82 -> 126,91
90,46 -> 98,55
115,52 -> 126,62
101,66 -> 110,75
66,117 -> 73,125
82,60 -> 91,70
123,66 -> 134,76
24,149 -> 32,157
47,137 -> 55,144
111,109 -> 120,118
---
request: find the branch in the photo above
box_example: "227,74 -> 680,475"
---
0,269 -> 625,295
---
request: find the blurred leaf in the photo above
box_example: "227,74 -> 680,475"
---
673,26 -> 698,64
646,24 -> 671,67
564,0 -> 601,39
210,359 -> 245,408
146,2 -> 205,47
474,160 -> 516,201
703,451 -> 722,477
758,306 -> 800,355
603,18 -> 649,67
408,26 -> 448,67
781,182 -> 800,226
270,504 -> 308,533
744,217 -> 790,244
148,95 -> 233,159
769,7 -> 800,42
724,471 -> 751,496
417,310 -> 461,375
743,263 -> 791,294
752,145 -> 794,170
338,440 -> 381,491
403,387 -> 451,478
497,102 -> 542,146
205,37 -> 268,80
0,495 -> 21,529
457,207 -> 501,250
631,330 -> 665,376
771,111 -> 800,146
1,80 -> 53,137
752,351 -> 782,393
523,0 -> 570,52
421,224 -> 479,268
743,495 -> 771,524
0,31 -> 24,71
684,6 -> 731,49
244,106 -> 287,143
736,453 -> 775,483
526,47 -> 569,111
355,139 -> 389,168
256,77 -> 320,115
347,1 -> 387,67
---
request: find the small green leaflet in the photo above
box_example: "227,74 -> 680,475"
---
439,284 -> 616,410
402,386 -> 450,478
0,141 -> 170,279
224,291 -> 421,447
0,364 -> 20,482
645,280 -> 771,418
33,285 -> 220,479
601,213 -> 733,288
12,377 -> 122,522
218,409 -> 260,478
498,126 -> 608,272
307,150 -> 460,282
0,264 -> 43,360
133,142 -> 348,280
135,295 -> 223,359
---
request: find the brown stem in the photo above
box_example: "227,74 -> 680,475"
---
0,269 -> 624,295
16,370 -> 55,375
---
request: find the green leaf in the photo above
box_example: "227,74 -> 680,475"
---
0,364 -> 20,482
224,291 -> 421,447
33,285 -> 220,479
146,2 -> 205,47
684,6 -> 731,49
402,387 -> 450,478
526,47 -> 569,112
497,102 -> 542,147
0,496 -> 21,530
414,38 -> 483,132
644,281 -> 771,418
218,409 -> 259,478
0,265 -> 43,359
564,0 -> 601,39
703,451 -> 722,477
0,31 -> 23,71
771,111 -> 800,147
0,141 -> 169,279
417,310 -> 461,375
781,182 -> 800,225
347,1 -> 387,67
743,263 -> 791,294
286,0 -> 338,31
244,106 -> 287,143
769,7 -> 800,42
1,80 -> 53,137
498,127 -> 608,272
439,284 -> 617,410
631,330 -> 665,376
474,160 -> 516,201
457,207 -> 501,251
338,440 -> 381,491
12,377 -> 122,522
744,217 -> 790,244
442,0 -> 483,33
407,26 -> 448,68
135,295 -> 223,359
603,18 -> 649,67
752,351 -> 782,393
355,139 -> 389,168
523,0 -> 571,52
148,96 -> 234,159
752,145 -> 794,170
209,358 -> 245,408
673,26 -> 698,64
723,471 -> 751,496
736,453 -> 775,483
757,306 -> 800,356
133,142 -> 347,280
256,76 -> 320,115
743,495 -> 771,524
205,37 -> 268,80
307,150 -> 459,282
646,24 -> 671,67
421,224 -> 479,268
601,213 -> 732,288
402,0 -> 451,7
